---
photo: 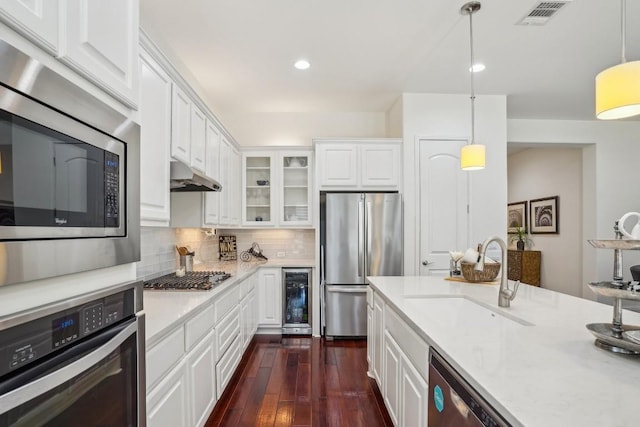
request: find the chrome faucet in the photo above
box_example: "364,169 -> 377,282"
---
475,236 -> 520,307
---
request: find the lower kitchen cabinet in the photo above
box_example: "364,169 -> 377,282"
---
187,330 -> 217,427
147,359 -> 190,427
368,288 -> 429,427
216,335 -> 242,397
257,267 -> 282,330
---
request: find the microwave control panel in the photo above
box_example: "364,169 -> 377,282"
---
104,151 -> 120,228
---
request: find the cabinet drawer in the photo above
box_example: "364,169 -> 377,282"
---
216,305 -> 241,360
214,285 -> 240,322
384,305 -> 429,380
185,304 -> 215,352
216,335 -> 242,397
147,326 -> 185,389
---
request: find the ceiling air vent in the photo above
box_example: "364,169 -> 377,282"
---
517,1 -> 572,26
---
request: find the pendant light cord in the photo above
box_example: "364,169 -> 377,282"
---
621,0 -> 627,63
468,5 -> 476,145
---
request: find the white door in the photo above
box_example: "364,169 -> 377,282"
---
419,139 -> 469,275
62,0 -> 139,107
0,0 -> 59,53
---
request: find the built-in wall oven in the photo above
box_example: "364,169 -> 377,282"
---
0,38 -> 140,286
0,281 -> 145,427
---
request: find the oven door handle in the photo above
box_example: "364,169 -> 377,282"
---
0,320 -> 137,412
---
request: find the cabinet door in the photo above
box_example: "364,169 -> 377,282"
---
62,0 -> 139,108
401,356 -> 429,427
230,147 -> 242,225
383,331 -> 401,426
0,0 -> 58,53
218,138 -> 231,225
190,105 -> 207,173
317,144 -> 358,188
280,151 -> 312,226
205,121 -> 221,182
258,268 -> 282,327
147,359 -> 190,427
373,295 -> 384,386
187,330 -> 217,427
139,50 -> 172,226
171,85 -> 191,165
243,153 -> 275,225
361,143 -> 400,189
367,304 -> 374,374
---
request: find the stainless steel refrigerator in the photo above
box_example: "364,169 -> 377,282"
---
320,193 -> 403,338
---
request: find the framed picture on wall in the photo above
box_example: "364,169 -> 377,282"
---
530,196 -> 559,234
507,201 -> 527,233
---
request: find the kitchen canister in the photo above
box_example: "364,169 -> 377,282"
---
179,254 -> 193,272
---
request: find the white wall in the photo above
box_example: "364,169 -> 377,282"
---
401,93 -> 508,275
508,119 -> 640,298
386,96 -> 403,138
219,112 -> 387,146
508,147 -> 583,296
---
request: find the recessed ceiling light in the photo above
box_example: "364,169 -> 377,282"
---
294,59 -> 310,70
470,63 -> 486,73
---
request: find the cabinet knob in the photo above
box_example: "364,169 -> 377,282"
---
422,260 -> 432,266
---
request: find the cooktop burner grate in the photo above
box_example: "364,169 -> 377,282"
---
143,271 -> 231,291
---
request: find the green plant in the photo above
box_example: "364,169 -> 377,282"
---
509,226 -> 533,248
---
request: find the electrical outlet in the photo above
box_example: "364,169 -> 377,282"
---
277,251 -> 286,257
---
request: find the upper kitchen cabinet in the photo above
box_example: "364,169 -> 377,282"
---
280,151 -> 312,226
189,104 -> 207,174
0,0 -> 59,53
61,0 -> 140,108
243,152 -> 276,226
0,0 -> 140,108
315,139 -> 401,191
215,137 -> 241,227
171,84 -> 192,166
139,49 -> 172,226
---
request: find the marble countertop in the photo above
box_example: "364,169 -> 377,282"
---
367,276 -> 640,427
143,259 -> 314,346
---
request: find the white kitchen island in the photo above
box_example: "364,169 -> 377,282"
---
367,275 -> 640,427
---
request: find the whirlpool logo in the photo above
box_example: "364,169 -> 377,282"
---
55,217 -> 68,225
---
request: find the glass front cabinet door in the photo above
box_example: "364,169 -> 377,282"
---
243,153 -> 275,225
280,151 -> 312,226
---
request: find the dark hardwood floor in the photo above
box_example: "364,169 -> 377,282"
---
206,335 -> 393,427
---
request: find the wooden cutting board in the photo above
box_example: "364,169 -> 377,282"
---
444,276 -> 498,285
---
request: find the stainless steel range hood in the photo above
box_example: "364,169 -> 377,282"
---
170,161 -> 221,192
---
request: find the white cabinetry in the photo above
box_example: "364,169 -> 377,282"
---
171,84 -> 192,166
373,293 -> 384,386
186,330 -> 217,427
0,0 -> 59,53
189,104 -> 207,174
147,359 -> 190,427
62,0 -> 139,108
383,331 -> 401,426
400,354 -> 428,427
315,139 -> 401,191
0,0 -> 139,107
242,149 -> 313,227
258,268 -> 282,329
139,49 -> 172,226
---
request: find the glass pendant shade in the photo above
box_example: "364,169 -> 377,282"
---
596,60 -> 640,119
460,143 -> 485,170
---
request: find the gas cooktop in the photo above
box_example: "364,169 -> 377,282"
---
143,271 -> 231,291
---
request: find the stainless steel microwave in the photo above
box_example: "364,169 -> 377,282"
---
0,85 -> 125,240
0,39 -> 140,286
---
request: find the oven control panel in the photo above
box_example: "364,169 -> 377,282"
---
0,287 -> 135,378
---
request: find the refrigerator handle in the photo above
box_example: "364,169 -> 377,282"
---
358,198 -> 365,278
320,245 -> 326,334
320,244 -> 325,284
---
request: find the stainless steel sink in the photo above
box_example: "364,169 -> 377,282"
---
403,295 -> 534,327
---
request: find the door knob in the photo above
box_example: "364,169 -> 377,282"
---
422,260 -> 432,266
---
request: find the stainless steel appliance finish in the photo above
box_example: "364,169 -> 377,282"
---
321,193 -> 403,338
282,268 -> 312,335
143,271 -> 231,291
170,160 -> 221,192
0,280 -> 146,427
429,348 -> 510,427
0,39 -> 140,286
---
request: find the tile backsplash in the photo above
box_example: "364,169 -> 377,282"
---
137,227 -> 315,281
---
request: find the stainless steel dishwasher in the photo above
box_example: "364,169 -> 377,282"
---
428,349 -> 511,426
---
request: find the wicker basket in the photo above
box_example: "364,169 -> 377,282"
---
460,261 -> 501,282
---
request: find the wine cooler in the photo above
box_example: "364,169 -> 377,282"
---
282,268 -> 312,335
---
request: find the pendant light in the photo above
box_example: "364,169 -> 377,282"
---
460,2 -> 485,171
596,0 -> 640,120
